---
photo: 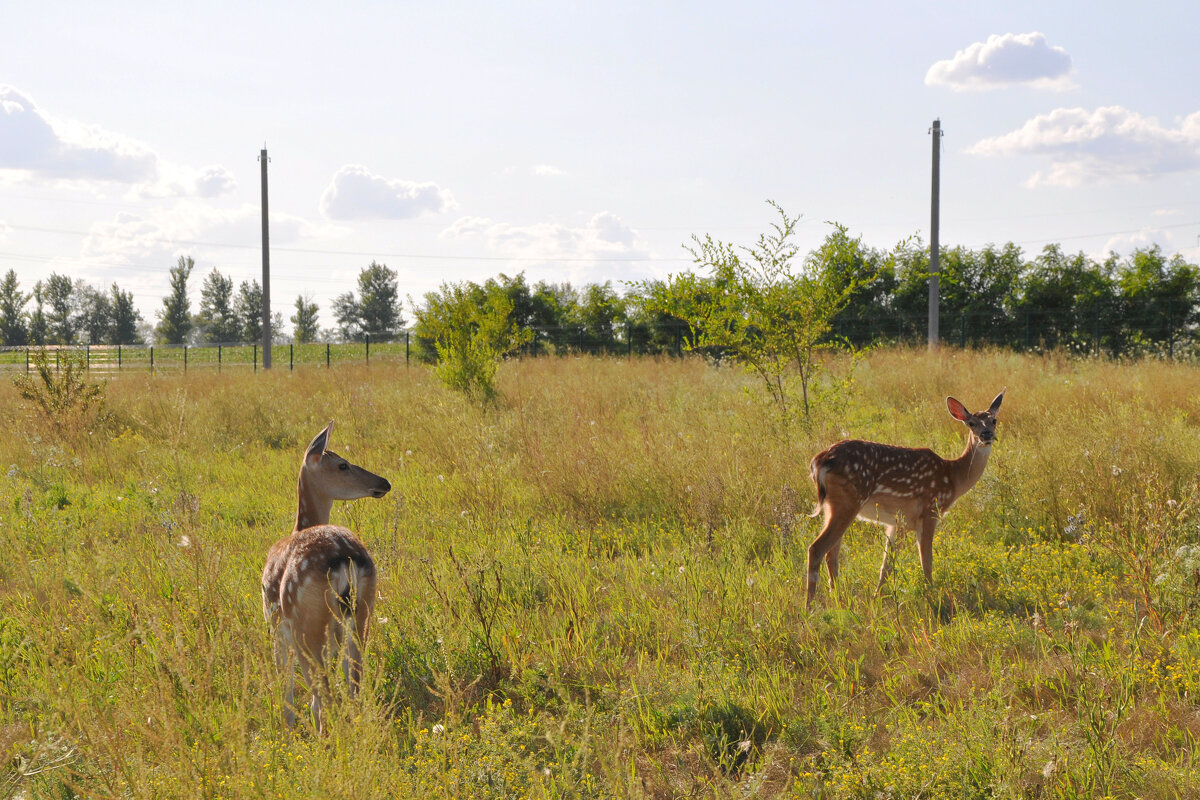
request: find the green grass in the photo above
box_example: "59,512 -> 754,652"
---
2,349 -> 1199,798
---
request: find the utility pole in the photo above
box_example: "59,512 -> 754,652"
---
259,146 -> 272,369
928,119 -> 943,350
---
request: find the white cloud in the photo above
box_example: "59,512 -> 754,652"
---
1101,227 -> 1181,258
139,164 -> 238,199
440,211 -> 650,284
81,202 -> 323,270
969,106 -> 1200,186
0,84 -> 236,196
926,32 -> 1074,92
533,164 -> 566,177
319,164 -> 455,220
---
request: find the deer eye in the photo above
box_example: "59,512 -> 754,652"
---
338,462 -> 349,471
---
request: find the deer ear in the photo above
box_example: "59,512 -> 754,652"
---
947,396 -> 970,422
305,421 -> 333,465
988,388 -> 1006,415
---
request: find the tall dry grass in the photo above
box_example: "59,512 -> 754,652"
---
1,350 -> 1199,798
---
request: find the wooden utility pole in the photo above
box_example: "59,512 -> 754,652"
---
928,119 -> 943,350
259,146 -> 272,369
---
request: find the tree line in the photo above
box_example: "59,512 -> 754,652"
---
3,225 -> 1198,356
410,231 -> 1200,360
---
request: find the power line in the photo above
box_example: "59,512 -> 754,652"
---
0,222 -> 692,263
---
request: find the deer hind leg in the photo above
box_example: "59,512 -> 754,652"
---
280,650 -> 297,729
295,651 -> 330,734
343,574 -> 376,696
824,537 -> 844,585
917,513 -> 938,584
291,588 -> 333,733
875,524 -> 902,596
270,621 -> 299,728
806,486 -> 859,609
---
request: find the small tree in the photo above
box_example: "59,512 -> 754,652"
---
156,256 -> 194,344
413,281 -> 531,402
331,290 -> 362,341
76,282 -> 112,345
638,202 -> 875,421
108,283 -> 143,345
197,268 -> 240,343
235,279 -> 262,343
333,261 -> 404,342
569,281 -> 627,352
291,294 -> 320,344
359,261 -> 403,340
28,282 -> 47,345
44,272 -> 77,344
0,269 -> 29,346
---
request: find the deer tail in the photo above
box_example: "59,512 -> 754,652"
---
809,454 -> 830,517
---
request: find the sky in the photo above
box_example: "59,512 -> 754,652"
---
2,1 -> 1199,332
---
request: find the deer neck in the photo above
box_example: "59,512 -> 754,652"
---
948,438 -> 992,502
295,468 -> 333,532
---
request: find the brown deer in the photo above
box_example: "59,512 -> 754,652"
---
261,421 -> 391,731
805,389 -> 1005,608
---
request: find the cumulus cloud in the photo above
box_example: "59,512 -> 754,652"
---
533,164 -> 566,177
319,164 -> 455,220
0,84 -> 235,196
81,201 -> 322,268
970,106 -> 1200,186
441,211 -> 648,281
1101,227 -> 1186,259
926,32 -> 1074,91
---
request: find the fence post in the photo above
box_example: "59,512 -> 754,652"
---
405,332 -> 409,366
365,334 -> 370,363
290,343 -> 294,371
150,346 -> 154,373
184,346 -> 188,372
118,344 -> 122,369
326,342 -> 331,368
254,344 -> 258,372
25,347 -> 29,372
218,344 -> 222,371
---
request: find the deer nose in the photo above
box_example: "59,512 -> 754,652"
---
372,479 -> 392,497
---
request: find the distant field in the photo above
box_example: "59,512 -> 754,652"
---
2,349 -> 1198,798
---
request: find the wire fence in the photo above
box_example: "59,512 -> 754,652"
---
2,306 -> 1198,373
0,338 -> 413,373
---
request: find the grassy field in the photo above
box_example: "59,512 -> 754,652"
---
2,349 -> 1199,798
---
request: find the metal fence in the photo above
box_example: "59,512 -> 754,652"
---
2,307 -> 1198,373
0,337 -> 414,373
